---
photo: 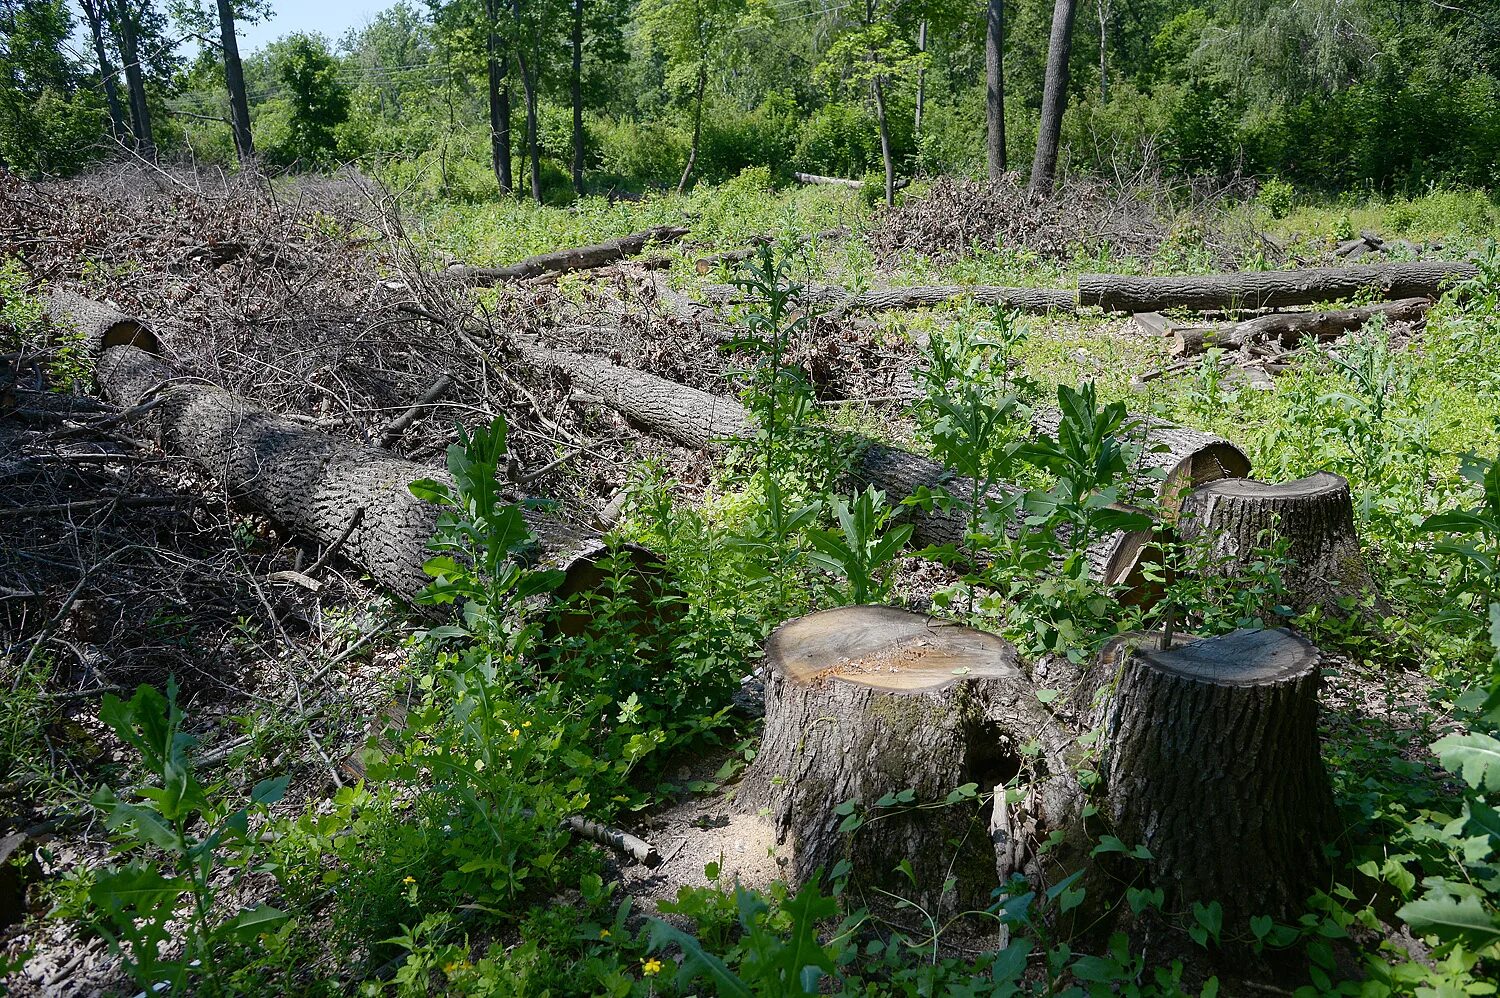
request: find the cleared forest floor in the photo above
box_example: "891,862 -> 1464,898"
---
3,166 -> 1499,995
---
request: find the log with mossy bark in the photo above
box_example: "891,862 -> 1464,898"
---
445,225 -> 690,283
1078,261 -> 1475,313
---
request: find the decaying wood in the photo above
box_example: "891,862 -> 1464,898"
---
1102,627 -> 1335,923
700,282 -> 1077,315
377,372 -> 455,448
1170,298 -> 1431,357
791,171 -> 863,189
1079,260 -> 1476,313
445,225 -> 690,283
1178,471 -> 1384,619
739,606 -> 1085,914
564,815 -> 660,867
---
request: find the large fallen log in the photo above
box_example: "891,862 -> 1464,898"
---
45,290 -> 160,358
50,293 -> 644,605
445,225 -> 690,284
1171,297 -> 1432,357
1078,261 -> 1476,313
738,606 -> 1085,914
791,171 -> 863,189
700,282 -> 1077,315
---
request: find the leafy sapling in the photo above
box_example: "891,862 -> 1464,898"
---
804,486 -> 914,606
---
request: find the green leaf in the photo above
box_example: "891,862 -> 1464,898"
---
220,904 -> 289,943
1250,915 -> 1273,940
646,920 -> 753,998
1397,891 -> 1500,947
1432,732 -> 1500,790
250,775 -> 289,806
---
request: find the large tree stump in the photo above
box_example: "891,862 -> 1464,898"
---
739,606 -> 1084,916
1103,628 -> 1334,924
1178,472 -> 1383,619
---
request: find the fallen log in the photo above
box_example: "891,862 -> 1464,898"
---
1102,627 -> 1335,923
49,294 -> 646,605
1178,471 -> 1385,620
1171,298 -> 1432,357
738,606 -> 1085,914
791,171 -> 863,189
445,225 -> 690,284
46,290 -> 160,358
1079,261 -> 1476,313
700,282 -> 1077,315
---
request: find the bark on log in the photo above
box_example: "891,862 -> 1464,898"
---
445,225 -> 690,283
1102,627 -> 1335,923
46,290 -> 160,358
1079,261 -> 1476,313
1178,472 -> 1384,619
1171,298 -> 1432,357
791,171 -> 863,189
738,606 -> 1084,914
700,282 -> 1077,315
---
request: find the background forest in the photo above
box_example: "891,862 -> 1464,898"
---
2,0 -> 1498,197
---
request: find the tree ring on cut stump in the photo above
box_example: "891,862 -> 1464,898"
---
741,606 -> 1061,918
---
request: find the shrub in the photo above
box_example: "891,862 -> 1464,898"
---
791,101 -> 880,178
594,116 -> 689,187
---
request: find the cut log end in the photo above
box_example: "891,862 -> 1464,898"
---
48,289 -> 160,356
767,606 -> 1021,692
1134,625 -> 1316,687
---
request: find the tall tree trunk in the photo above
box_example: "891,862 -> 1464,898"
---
571,0 -> 585,194
677,62 -> 706,195
872,76 -> 894,207
216,0 -> 255,165
81,0 -> 127,142
1030,0 -> 1077,193
913,20 -> 927,139
111,0 -> 154,160
985,0 -> 1006,177
1097,0 -> 1109,101
512,0 -> 542,202
485,0 -> 512,194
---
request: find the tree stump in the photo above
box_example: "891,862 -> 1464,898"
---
1103,627 -> 1334,924
1178,472 -> 1384,619
739,606 -> 1084,916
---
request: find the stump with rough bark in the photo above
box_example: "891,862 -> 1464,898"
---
1103,627 -> 1334,923
1178,472 -> 1383,619
739,606 -> 1084,915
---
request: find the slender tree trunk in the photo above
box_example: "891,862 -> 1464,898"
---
485,0 -> 512,194
1097,0 -> 1109,102
1030,0 -> 1077,193
82,0 -> 127,142
111,0 -> 154,160
677,61 -> 706,195
512,0 -> 542,202
913,20 -> 927,139
571,0 -> 585,194
985,0 -> 1006,177
872,76 -> 894,206
216,0 -> 255,165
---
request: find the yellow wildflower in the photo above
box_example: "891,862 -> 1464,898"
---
443,961 -> 459,975
522,721 -> 532,728
642,958 -> 663,976
510,728 -> 521,738
402,876 -> 415,885
599,929 -> 611,939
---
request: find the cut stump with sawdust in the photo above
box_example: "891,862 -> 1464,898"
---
1102,627 -> 1335,925
739,606 -> 1085,917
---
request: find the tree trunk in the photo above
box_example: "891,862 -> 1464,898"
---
1103,627 -> 1335,924
81,0 -> 127,142
1170,298 -> 1432,357
571,0 -> 585,194
46,290 -> 159,359
913,21 -> 927,140
1079,261 -> 1477,313
1178,472 -> 1385,620
216,0 -> 255,165
738,606 -> 1084,914
1096,0 -> 1109,102
112,0 -> 154,160
1030,0 -> 1077,193
697,282 -> 1076,315
512,0 -> 542,202
446,225 -> 690,283
485,0 -> 513,194
873,76 -> 895,207
985,0 -> 1006,178
678,63 -> 707,195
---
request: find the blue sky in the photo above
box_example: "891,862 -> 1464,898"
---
234,1 -> 396,52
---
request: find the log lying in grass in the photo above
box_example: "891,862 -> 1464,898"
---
1078,261 -> 1476,313
49,293 -> 647,606
738,606 -> 1084,914
1178,471 -> 1385,619
445,225 -> 690,284
791,171 -> 863,189
1170,297 -> 1432,357
46,290 -> 160,358
1102,627 -> 1335,923
700,282 -> 1077,315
